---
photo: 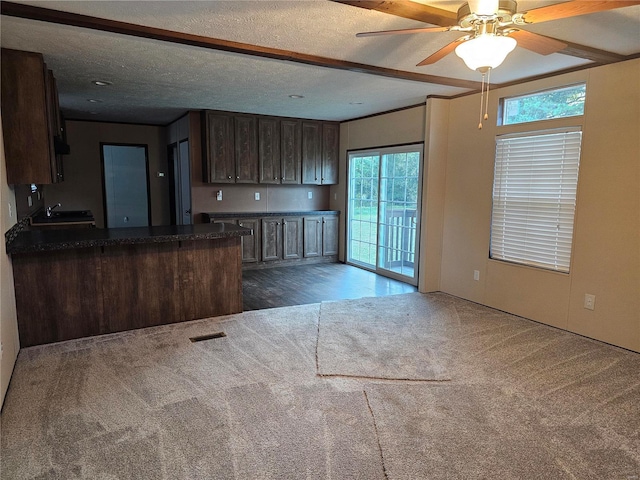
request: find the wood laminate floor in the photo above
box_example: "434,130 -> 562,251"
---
242,262 -> 417,311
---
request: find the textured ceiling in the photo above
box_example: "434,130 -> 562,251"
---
1,1 -> 639,125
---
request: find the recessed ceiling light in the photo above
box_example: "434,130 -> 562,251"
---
89,111 -> 100,115
289,95 -> 304,99
350,102 -> 363,105
87,99 -> 102,103
92,80 -> 112,86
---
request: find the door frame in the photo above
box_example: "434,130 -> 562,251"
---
345,142 -> 424,286
100,142 -> 152,228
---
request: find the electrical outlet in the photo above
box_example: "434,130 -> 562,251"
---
28,195 -> 33,207
0,341 -> 3,359
584,294 -> 596,310
473,270 -> 480,281
254,192 -> 260,201
216,190 -> 223,201
308,191 -> 313,199
334,193 -> 337,200
8,203 -> 12,218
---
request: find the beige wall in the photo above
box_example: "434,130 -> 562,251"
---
337,60 -> 639,353
192,184 -> 331,222
0,115 -> 20,409
43,121 -> 170,228
419,98 -> 449,293
439,59 -> 639,352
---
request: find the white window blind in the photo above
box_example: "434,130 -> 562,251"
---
491,128 -> 582,273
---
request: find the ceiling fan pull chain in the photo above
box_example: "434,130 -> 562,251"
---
478,71 -> 486,129
484,67 -> 491,122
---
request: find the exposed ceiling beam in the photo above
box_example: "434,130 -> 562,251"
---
330,0 -> 459,27
0,1 -> 482,91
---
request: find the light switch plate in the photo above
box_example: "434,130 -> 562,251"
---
216,190 -> 223,201
308,191 -> 313,199
255,192 -> 260,201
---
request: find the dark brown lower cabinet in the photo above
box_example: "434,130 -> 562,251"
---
237,218 -> 261,263
204,212 -> 338,268
262,217 -> 303,262
303,217 -> 323,258
304,215 -> 339,258
11,237 -> 243,347
322,216 -> 339,256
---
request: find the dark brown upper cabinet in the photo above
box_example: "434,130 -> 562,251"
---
233,115 -> 302,185
203,112 -> 258,184
302,121 -> 339,185
280,119 -> 301,184
203,110 -> 337,185
322,122 -> 339,185
259,117 -> 281,184
204,111 -> 235,183
302,121 -> 322,185
1,48 -> 63,184
234,115 -> 259,183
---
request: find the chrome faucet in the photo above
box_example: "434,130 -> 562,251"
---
45,203 -> 61,218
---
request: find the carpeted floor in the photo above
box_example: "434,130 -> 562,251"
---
1,292 -> 638,479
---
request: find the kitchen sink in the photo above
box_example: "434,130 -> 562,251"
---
31,210 -> 95,225
48,210 -> 92,218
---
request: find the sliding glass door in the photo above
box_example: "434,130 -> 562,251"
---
347,144 -> 422,285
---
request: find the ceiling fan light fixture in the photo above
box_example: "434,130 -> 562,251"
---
455,33 -> 517,71
467,0 -> 500,16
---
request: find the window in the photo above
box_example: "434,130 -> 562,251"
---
501,84 -> 586,125
490,128 -> 582,273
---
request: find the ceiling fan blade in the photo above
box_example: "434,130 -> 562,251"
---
506,30 -> 567,55
521,0 -> 640,24
417,38 -> 464,66
357,26 -> 451,37
331,0 -> 459,27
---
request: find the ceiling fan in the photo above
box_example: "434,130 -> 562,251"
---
354,0 -> 640,71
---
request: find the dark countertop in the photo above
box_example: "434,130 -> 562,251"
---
7,223 -> 252,255
202,210 -> 340,220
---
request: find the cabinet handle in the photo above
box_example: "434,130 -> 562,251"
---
274,176 -> 278,180
227,175 -> 232,179
236,176 -> 240,179
281,177 -> 284,180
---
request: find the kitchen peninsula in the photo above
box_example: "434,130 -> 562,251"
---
6,222 -> 252,347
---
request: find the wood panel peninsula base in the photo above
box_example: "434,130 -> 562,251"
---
7,224 -> 251,347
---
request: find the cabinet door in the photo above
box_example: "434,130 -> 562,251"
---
261,218 -> 283,261
259,117 -> 281,184
235,115 -> 259,183
45,70 -> 64,183
321,122 -> 339,185
322,216 -> 339,256
238,217 -> 261,263
302,121 -> 322,185
1,49 -> 56,184
303,217 -> 322,258
281,119 -> 301,184
283,217 -> 303,260
205,112 -> 235,183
